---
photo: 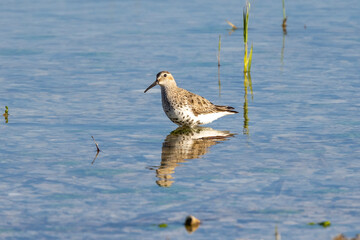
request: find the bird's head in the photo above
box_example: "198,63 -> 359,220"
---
144,71 -> 176,93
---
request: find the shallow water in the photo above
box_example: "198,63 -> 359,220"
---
0,0 -> 360,239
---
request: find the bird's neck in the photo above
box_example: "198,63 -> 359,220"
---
161,82 -> 178,93
161,83 -> 178,104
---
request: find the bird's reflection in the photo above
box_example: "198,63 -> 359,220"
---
154,127 -> 234,187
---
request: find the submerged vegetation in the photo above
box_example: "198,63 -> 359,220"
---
308,220 -> 331,228
158,223 -> 168,228
170,126 -> 200,135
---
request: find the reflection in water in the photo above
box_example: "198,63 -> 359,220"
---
281,32 -> 286,68
184,223 -> 200,234
243,73 -> 253,135
218,65 -> 221,97
92,150 -> 100,165
154,127 -> 234,187
275,226 -> 281,240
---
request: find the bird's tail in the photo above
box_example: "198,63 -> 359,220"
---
215,105 -> 238,114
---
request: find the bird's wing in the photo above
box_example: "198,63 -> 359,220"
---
180,89 -> 218,116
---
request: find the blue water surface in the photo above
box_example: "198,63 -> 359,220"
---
0,0 -> 359,239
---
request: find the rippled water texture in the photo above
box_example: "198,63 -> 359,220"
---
0,0 -> 359,239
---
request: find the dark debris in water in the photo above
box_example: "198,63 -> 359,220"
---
3,106 -> 9,123
184,215 -> 200,233
91,136 -> 101,164
308,220 -> 331,228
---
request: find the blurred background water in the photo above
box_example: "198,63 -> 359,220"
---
0,0 -> 359,239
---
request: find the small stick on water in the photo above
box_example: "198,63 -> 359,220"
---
91,136 -> 101,152
91,136 -> 101,165
226,20 -> 238,30
226,20 -> 238,35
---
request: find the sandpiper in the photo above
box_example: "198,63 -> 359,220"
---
144,71 -> 238,127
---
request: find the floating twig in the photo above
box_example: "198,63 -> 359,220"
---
226,20 -> 238,35
91,136 -> 101,152
91,136 -> 101,164
226,20 -> 238,30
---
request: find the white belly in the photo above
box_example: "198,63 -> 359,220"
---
163,104 -> 231,126
160,87 -> 233,126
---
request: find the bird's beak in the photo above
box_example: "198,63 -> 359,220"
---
144,80 -> 158,93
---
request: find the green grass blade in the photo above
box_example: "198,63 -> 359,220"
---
218,35 -> 221,51
218,35 -> 221,66
282,0 -> 286,20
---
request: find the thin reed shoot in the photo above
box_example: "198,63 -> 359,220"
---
243,2 -> 253,73
217,35 -> 221,66
282,0 -> 287,33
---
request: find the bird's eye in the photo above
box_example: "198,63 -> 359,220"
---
164,74 -> 167,77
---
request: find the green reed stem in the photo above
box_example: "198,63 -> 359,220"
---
243,2 -> 252,73
218,35 -> 221,66
282,0 -> 286,20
